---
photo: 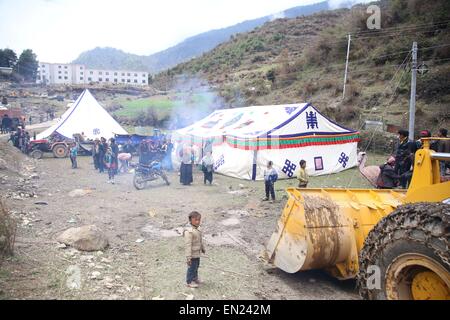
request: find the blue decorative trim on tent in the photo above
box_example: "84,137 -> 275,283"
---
52,89 -> 87,138
261,103 -> 357,138
261,103 -> 310,137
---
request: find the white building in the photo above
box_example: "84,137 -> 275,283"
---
36,62 -> 148,86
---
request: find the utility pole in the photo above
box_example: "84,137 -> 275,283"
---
408,42 -> 418,141
342,34 -> 351,99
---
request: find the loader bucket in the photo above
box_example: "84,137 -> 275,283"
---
266,188 -> 406,279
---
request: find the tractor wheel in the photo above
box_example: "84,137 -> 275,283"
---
53,144 -> 68,158
30,149 -> 43,159
357,203 -> 450,300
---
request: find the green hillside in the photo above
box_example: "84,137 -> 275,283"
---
156,0 -> 450,135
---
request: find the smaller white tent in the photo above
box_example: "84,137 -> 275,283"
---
37,89 -> 127,140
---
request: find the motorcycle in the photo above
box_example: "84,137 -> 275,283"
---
133,161 -> 170,190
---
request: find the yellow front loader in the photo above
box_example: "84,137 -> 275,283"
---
266,139 -> 450,300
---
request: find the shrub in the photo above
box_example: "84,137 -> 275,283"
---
0,199 -> 16,263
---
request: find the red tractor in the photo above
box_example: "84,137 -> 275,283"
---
28,139 -> 69,159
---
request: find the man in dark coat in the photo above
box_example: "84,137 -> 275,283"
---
394,129 -> 415,187
437,128 -> 450,176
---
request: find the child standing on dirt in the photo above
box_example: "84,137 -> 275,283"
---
263,161 -> 278,202
184,211 -> 205,288
104,147 -> 117,184
69,142 -> 78,169
297,160 -> 309,188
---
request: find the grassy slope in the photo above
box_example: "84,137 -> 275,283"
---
156,0 -> 450,134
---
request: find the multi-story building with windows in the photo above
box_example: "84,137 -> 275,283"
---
36,62 -> 148,86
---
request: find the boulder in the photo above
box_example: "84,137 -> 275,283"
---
68,189 -> 93,198
57,225 -> 109,252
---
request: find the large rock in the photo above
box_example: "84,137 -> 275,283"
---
57,225 -> 109,252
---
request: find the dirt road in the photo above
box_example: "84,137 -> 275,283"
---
0,154 -> 360,300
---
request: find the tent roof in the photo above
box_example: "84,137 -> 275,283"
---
37,89 -> 127,140
176,103 -> 356,139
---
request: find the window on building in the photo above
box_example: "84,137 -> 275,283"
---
114,79 -> 118,83
142,80 -> 146,83
58,71 -> 62,74
114,72 -> 118,76
134,79 -> 138,83
134,73 -> 138,77
99,78 -> 103,81
142,74 -> 146,77
64,76 -> 68,80
106,72 -> 109,75
121,79 -> 125,82
65,71 -> 68,74
127,73 -> 131,76
127,79 -> 131,83
122,73 -> 125,76
90,71 -> 93,75
80,72 -> 83,75
88,77 -> 92,81
58,76 -> 62,79
105,78 -> 109,82
58,65 -> 62,68
80,66 -> 83,70
64,66 -> 68,69
99,72 -> 103,75
80,77 -> 84,80
42,65 -> 45,68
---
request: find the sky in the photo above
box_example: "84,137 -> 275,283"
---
0,0 -> 363,63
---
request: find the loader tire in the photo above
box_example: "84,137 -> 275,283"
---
357,202 -> 450,300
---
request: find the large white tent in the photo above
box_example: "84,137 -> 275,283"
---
174,103 -> 360,180
37,89 -> 127,140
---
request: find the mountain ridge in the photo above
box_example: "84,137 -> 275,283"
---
73,1 -> 332,73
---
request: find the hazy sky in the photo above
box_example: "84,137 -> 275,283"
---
0,0 -> 360,63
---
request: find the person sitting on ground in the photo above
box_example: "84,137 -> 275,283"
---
184,211 -> 205,289
201,151 -> 214,185
69,142 -> 78,169
377,156 -> 400,189
297,160 -> 309,188
263,161 -> 278,202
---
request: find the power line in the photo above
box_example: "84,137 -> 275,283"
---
351,19 -> 450,36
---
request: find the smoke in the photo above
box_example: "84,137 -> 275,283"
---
270,11 -> 286,21
328,0 -> 373,10
167,75 -> 226,130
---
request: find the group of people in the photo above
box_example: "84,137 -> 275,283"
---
69,136 -> 120,184
8,127 -> 32,153
138,138 -> 173,171
377,128 -> 450,189
178,143 -> 215,186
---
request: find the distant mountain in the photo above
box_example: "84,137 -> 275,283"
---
73,1 -> 331,73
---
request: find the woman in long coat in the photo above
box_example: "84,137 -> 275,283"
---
179,144 -> 194,186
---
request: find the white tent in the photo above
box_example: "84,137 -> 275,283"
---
37,89 -> 127,140
174,103 -> 360,180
